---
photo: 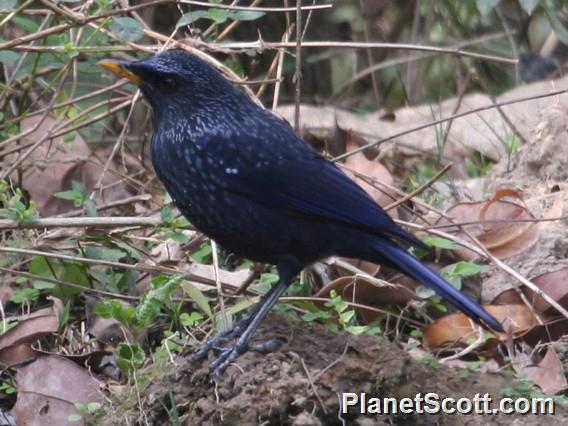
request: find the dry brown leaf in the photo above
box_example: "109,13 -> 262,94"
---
438,190 -> 540,260
12,355 -> 104,426
343,136 -> 398,213
492,268 -> 568,320
150,238 -> 185,264
316,275 -> 418,323
0,298 -> 63,365
511,347 -> 568,394
12,115 -> 131,216
423,304 -> 539,349
85,296 -> 134,347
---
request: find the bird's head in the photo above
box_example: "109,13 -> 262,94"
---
99,50 -> 241,118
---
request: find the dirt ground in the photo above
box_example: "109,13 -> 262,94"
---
103,313 -> 567,425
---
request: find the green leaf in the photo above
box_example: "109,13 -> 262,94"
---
181,281 -> 212,318
544,6 -> 568,45
84,247 -> 126,263
476,0 -> 500,15
0,0 -> 17,12
116,343 -> 145,373
0,51 -> 19,67
160,206 -> 175,224
87,402 -> 102,413
423,237 -> 457,250
12,15 -> 39,32
302,310 -> 331,322
84,199 -> 97,217
207,8 -> 230,24
228,10 -> 265,21
180,311 -> 204,327
136,275 -> 183,326
519,0 -> 540,14
11,288 -> 40,304
176,10 -> 210,27
68,414 -> 83,422
109,17 -> 144,42
442,261 -> 484,277
191,243 -> 212,264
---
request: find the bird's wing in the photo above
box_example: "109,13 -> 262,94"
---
200,132 -> 422,247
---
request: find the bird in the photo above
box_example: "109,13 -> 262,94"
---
99,50 -> 503,376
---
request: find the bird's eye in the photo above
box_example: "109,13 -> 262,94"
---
163,77 -> 177,91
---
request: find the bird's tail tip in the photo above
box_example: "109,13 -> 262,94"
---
372,240 -> 504,333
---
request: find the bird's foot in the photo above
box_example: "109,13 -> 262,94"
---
194,319 -> 285,377
208,336 -> 285,378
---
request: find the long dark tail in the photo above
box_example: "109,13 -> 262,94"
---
373,239 -> 503,332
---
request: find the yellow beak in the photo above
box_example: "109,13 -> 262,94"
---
98,59 -> 142,85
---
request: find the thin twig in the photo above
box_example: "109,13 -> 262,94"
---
332,86 -> 568,162
0,216 -> 163,230
293,0 -> 302,132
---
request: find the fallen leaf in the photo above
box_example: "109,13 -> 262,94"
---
0,298 -> 63,366
437,190 -> 540,260
423,304 -> 539,349
511,346 -> 568,394
12,355 -> 104,426
492,268 -> 568,320
316,275 -> 418,323
342,135 -> 399,213
10,115 -> 131,216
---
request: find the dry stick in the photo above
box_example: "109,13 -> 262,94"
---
256,41 -> 283,98
210,240 -> 227,330
11,44 -> 136,53
399,222 -> 568,320
0,99 -> 133,159
339,31 -> 513,94
0,266 -> 140,301
281,296 -> 423,327
0,216 -> 162,230
0,246 -> 236,291
177,0 -> 329,12
0,66 -> 73,181
271,27 -> 292,110
0,1 -> 330,52
495,5 -> 519,84
55,194 -> 152,218
360,0 -> 381,106
332,86 -> 568,162
14,80 -> 127,120
293,0 -> 302,132
0,23 -> 71,50
202,0 -> 240,39
208,41 -> 516,64
0,0 -> 35,28
385,163 -> 452,211
427,214 -> 568,229
90,92 -> 142,201
218,0 -> 264,41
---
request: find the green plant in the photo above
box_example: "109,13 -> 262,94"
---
54,181 -> 97,216
302,290 -> 382,336
0,381 -> 16,395
115,343 -> 145,374
0,181 -> 38,223
68,402 -> 102,423
95,275 -> 183,334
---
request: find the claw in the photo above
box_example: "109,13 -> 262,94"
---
249,337 -> 286,354
193,279 -> 293,377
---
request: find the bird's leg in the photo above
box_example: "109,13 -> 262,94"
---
208,278 -> 291,376
194,298 -> 265,360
